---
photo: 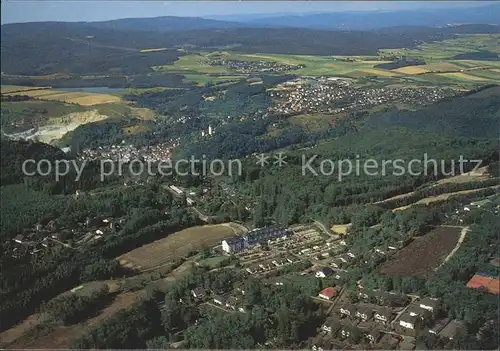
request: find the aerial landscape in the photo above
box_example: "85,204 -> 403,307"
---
0,1 -> 499,349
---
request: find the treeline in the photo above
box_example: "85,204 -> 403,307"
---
0,72 -> 190,90
41,285 -> 113,325
377,178 -> 499,210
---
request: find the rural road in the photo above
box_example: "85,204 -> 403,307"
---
435,226 -> 470,271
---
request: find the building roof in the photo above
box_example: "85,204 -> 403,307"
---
318,267 -> 334,276
374,307 -> 393,319
399,313 -> 419,325
466,274 -> 500,295
439,320 -> 465,339
407,304 -> 429,317
191,287 -> 206,296
419,297 -> 440,309
224,236 -> 245,245
319,287 -> 337,299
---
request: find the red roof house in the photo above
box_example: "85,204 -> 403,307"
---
466,274 -> 500,295
318,287 -> 337,300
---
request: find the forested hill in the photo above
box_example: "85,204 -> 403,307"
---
363,91 -> 500,139
2,23 -> 500,75
0,139 -> 66,185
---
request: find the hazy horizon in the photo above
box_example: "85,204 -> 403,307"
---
1,1 -> 497,25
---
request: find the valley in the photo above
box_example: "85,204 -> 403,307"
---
0,5 -> 499,351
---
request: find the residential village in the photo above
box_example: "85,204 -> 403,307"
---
171,193 -> 499,350
77,141 -> 178,163
6,214 -> 126,259
207,58 -> 304,74
268,77 -> 459,116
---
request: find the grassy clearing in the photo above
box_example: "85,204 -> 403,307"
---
288,113 -> 333,131
122,124 -> 151,135
117,223 -> 243,271
331,223 -> 352,235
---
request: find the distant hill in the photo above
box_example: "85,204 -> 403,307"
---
85,16 -> 248,31
219,4 -> 500,30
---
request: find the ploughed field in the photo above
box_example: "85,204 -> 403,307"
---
379,226 -> 462,277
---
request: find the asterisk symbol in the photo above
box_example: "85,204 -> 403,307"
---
255,153 -> 270,167
273,152 -> 287,167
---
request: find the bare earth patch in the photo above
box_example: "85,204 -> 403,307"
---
379,226 -> 462,277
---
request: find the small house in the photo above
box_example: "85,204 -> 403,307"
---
213,295 -> 226,305
367,329 -> 382,344
399,313 -> 420,330
13,234 -> 25,244
419,297 -> 440,313
191,287 -> 207,299
355,306 -> 373,321
339,304 -> 357,318
374,308 -> 393,324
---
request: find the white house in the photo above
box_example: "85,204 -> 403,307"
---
315,267 -> 334,278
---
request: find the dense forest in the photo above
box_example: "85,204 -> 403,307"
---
0,183 -> 199,331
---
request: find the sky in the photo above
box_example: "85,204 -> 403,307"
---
1,1 -> 495,24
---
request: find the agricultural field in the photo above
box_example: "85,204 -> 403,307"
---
117,223 -> 243,271
379,34 -> 500,61
3,88 -> 121,106
392,62 -> 462,75
437,72 -> 490,82
379,226 -> 462,277
153,51 -> 396,77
